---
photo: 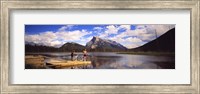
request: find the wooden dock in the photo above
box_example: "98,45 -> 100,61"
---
46,60 -> 92,68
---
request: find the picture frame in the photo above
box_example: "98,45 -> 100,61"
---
0,0 -> 199,93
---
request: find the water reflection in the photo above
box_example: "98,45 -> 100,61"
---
28,52 -> 175,69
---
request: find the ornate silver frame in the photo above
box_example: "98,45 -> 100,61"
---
1,0 -> 199,93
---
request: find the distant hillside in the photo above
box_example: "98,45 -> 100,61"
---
25,43 -> 85,53
86,36 -> 127,52
59,42 -> 85,52
131,28 -> 175,52
25,44 -> 58,52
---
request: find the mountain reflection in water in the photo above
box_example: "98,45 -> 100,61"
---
89,52 -> 174,69
29,52 -> 175,69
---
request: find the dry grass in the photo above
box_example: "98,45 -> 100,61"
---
25,55 -> 92,69
25,55 -> 46,69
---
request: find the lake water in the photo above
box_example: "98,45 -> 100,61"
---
27,52 -> 175,69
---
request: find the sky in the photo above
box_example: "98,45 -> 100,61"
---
25,24 -> 175,48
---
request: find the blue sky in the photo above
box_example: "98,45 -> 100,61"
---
25,24 -> 175,48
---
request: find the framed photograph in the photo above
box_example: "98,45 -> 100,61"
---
1,0 -> 199,93
25,24 -> 175,69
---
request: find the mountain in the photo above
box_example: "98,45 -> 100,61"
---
131,28 -> 175,52
25,37 -> 128,52
25,42 -> 86,52
59,42 -> 85,52
25,42 -> 58,52
86,36 -> 127,52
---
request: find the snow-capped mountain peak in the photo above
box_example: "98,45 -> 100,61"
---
86,36 -> 127,51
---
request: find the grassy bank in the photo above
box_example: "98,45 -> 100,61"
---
25,55 -> 46,69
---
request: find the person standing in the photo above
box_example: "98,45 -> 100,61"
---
71,50 -> 75,61
83,49 -> 87,61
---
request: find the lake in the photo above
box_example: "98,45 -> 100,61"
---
27,52 -> 175,69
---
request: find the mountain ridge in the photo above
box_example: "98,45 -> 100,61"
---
25,36 -> 128,52
131,28 -> 175,52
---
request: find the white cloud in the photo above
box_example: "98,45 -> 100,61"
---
93,27 -> 103,30
135,25 -> 146,29
129,28 -> 156,41
93,26 -> 104,34
25,26 -> 90,47
109,36 -> 144,49
108,24 -> 175,48
109,36 -> 124,43
123,43 -> 141,49
119,25 -> 131,30
99,33 -> 108,39
105,25 -> 119,34
25,32 -> 60,47
135,24 -> 175,36
125,37 -> 143,43
77,36 -> 93,46
50,40 -> 63,47
56,30 -> 90,41
99,25 -> 131,39
148,25 -> 175,36
58,25 -> 75,31
116,24 -> 174,42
